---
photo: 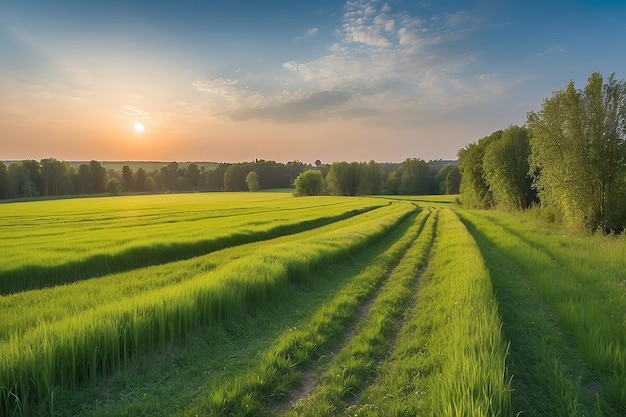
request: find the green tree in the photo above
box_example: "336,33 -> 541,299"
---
527,72 -> 626,231
75,164 -> 92,194
206,163 -> 230,191
458,130 -> 502,208
40,158 -> 71,196
384,170 -> 400,194
483,125 -> 536,210
445,167 -> 461,194
357,161 -> 383,195
122,165 -> 134,192
245,170 -> 259,192
6,162 -> 34,198
186,163 -> 200,190
326,162 -> 360,196
224,163 -> 251,191
105,178 -> 122,195
434,164 -> 457,194
397,158 -> 432,195
21,159 -> 43,196
294,170 -> 325,196
0,162 -> 6,199
144,175 -> 157,192
134,168 -> 146,192
89,160 -> 107,194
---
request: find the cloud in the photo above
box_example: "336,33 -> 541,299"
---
307,27 -> 319,35
195,0 -> 516,125
535,45 -> 565,57
228,90 -> 354,123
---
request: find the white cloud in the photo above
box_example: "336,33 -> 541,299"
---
195,0 -> 516,124
307,27 -> 319,35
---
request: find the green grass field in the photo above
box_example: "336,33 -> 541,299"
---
1,193 -> 624,417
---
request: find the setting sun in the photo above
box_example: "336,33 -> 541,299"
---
134,122 -> 145,133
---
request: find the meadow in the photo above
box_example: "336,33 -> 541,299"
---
0,193 -> 624,416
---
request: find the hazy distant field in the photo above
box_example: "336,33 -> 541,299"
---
1,193 -> 624,417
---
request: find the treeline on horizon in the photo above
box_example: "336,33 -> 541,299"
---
459,72 -> 626,233
0,157 -> 460,201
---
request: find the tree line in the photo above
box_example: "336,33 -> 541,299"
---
458,72 -> 626,232
0,157 -> 460,201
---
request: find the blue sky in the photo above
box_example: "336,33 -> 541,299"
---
1,0 -> 625,163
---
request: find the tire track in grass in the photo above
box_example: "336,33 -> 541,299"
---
349,208 -> 512,417
279,208 -> 437,417
457,210 -> 625,415
184,208 -> 430,417
460,213 -> 598,416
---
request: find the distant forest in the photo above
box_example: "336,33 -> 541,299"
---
0,158 -> 459,201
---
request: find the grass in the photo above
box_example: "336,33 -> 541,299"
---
350,208 -> 512,417
283,208 -> 437,416
185,208 -> 431,416
0,193 -> 384,294
0,198 -> 413,416
2,193 -> 623,417
457,209 -> 626,415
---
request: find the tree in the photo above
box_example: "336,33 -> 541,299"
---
326,162 -> 360,196
483,125 -> 536,210
206,163 -> 230,191
294,170 -> 324,196
458,130 -> 502,208
389,158 -> 432,195
186,163 -> 200,190
21,159 -> 43,196
122,165 -> 134,192
527,72 -> 626,231
144,176 -> 157,192
89,160 -> 107,193
75,164 -> 92,194
223,163 -> 251,191
358,161 -> 383,195
105,178 -> 122,195
40,158 -> 71,196
0,162 -> 6,199
434,164 -> 457,194
134,168 -> 146,192
246,170 -> 259,192
6,163 -> 34,198
445,167 -> 461,194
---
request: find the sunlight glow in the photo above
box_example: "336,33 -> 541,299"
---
134,122 -> 145,133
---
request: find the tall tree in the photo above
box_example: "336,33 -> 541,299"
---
458,130 -> 502,208
398,158 -> 432,195
89,160 -> 107,194
122,165 -> 134,192
358,161 -> 383,195
21,159 -> 42,196
326,162 -> 360,196
445,167 -> 461,194
528,72 -> 626,231
40,158 -> 71,196
0,162 -> 6,199
134,168 -> 146,192
483,125 -> 536,210
245,170 -> 259,192
223,163 -> 252,191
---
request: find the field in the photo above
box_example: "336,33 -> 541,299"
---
1,193 -> 625,417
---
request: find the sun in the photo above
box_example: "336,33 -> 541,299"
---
134,122 -> 145,133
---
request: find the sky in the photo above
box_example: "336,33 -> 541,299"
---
1,0 -> 625,164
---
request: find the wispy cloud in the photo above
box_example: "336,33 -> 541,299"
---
194,0 -> 518,124
307,27 -> 319,35
535,45 -> 565,57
